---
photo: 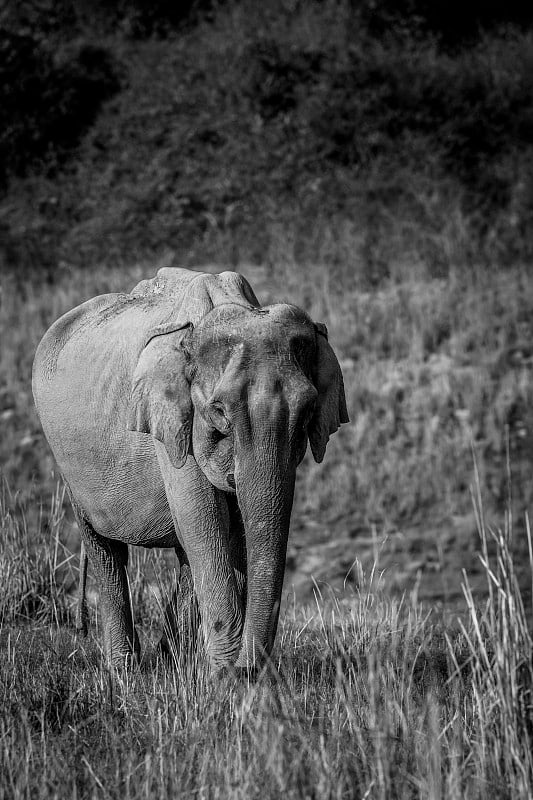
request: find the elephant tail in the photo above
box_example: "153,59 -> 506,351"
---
75,540 -> 89,637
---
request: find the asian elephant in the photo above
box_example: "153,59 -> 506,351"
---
32,267 -> 348,671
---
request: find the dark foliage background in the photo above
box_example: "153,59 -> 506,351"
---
0,30 -> 120,182
1,0 -> 533,279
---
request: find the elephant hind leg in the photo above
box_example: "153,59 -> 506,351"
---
160,558 -> 200,663
73,507 -> 140,666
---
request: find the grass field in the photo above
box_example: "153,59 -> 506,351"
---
1,258 -> 533,797
1,472 -> 532,798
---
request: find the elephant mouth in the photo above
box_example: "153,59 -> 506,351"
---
226,473 -> 236,489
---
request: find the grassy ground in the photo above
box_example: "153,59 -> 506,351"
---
1,477 -> 531,799
2,259 -> 533,601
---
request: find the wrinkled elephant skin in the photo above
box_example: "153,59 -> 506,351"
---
32,268 -> 349,670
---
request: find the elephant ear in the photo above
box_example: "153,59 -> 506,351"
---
308,324 -> 349,463
127,323 -> 193,469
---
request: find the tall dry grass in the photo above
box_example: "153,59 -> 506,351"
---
0,476 -> 531,798
0,481 -> 74,627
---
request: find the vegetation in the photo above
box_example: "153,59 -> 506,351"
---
1,1 -> 533,796
2,0 -> 533,275
1,481 -> 531,798
0,30 -> 120,184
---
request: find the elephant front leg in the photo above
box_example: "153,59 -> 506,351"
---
77,513 -> 140,666
156,446 -> 244,670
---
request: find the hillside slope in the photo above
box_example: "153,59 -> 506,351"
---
2,0 -> 533,279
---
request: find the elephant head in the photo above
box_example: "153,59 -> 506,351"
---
128,301 -> 348,668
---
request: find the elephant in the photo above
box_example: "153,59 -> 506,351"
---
32,267 -> 348,671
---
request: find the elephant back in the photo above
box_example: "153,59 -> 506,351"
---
129,267 -> 259,328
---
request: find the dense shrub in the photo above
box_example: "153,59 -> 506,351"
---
0,0 -> 215,39
242,38 -> 325,120
2,0 -> 533,273
231,25 -> 533,260
0,29 -> 121,182
308,36 -> 533,185
358,0 -> 532,46
112,0 -> 216,37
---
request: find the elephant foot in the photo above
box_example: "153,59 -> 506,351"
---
115,651 -> 139,670
215,663 -> 260,683
104,653 -> 140,677
74,623 -> 88,638
105,629 -> 141,671
218,655 -> 284,685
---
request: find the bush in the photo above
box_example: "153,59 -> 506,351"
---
0,29 -> 121,183
2,0 -> 533,272
309,36 -> 533,176
0,0 -> 216,39
358,0 -> 532,47
113,0 -> 216,37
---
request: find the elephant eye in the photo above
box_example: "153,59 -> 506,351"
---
206,401 -> 232,434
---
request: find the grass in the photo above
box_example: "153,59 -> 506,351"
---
0,482 -> 74,628
0,476 -> 531,799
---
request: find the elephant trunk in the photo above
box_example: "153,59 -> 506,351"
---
234,446 -> 296,670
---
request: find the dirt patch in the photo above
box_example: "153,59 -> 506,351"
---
283,512 -> 533,620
